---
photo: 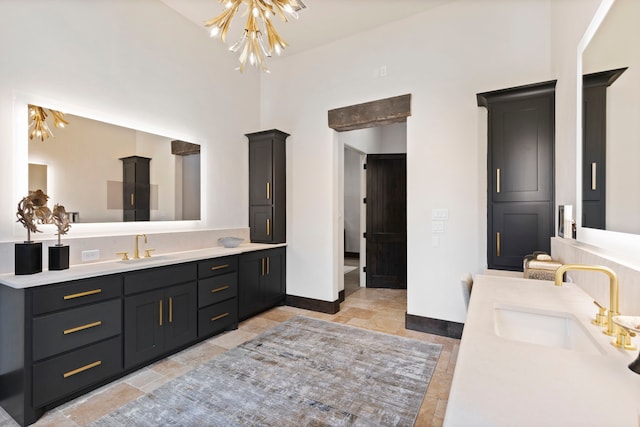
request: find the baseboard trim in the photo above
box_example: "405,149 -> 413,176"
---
338,290 -> 345,303
405,313 -> 464,339
286,294 -> 341,314
344,252 -> 359,258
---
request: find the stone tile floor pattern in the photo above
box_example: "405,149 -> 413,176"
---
0,283 -> 459,427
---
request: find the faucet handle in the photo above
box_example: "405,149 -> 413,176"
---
612,325 -> 638,351
591,300 -> 608,326
116,251 -> 129,261
144,249 -> 155,258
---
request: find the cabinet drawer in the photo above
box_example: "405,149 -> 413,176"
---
32,275 -> 122,315
198,256 -> 238,279
124,263 -> 196,295
32,299 -> 121,361
198,273 -> 237,308
198,299 -> 237,338
33,336 -> 122,407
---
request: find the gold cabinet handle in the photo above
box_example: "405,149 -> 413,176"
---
591,162 -> 597,190
159,300 -> 163,326
130,193 -> 135,206
210,264 -> 229,271
266,256 -> 270,275
63,321 -> 102,335
63,360 -> 102,379
211,312 -> 229,322
169,297 -> 173,323
496,168 -> 501,193
63,289 -> 102,300
496,232 -> 501,257
261,258 -> 265,276
266,218 -> 271,236
211,285 -> 230,293
266,182 -> 271,200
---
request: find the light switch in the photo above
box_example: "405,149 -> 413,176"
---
431,221 -> 445,233
431,208 -> 449,220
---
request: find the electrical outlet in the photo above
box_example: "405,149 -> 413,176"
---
81,250 -> 100,262
431,221 -> 445,233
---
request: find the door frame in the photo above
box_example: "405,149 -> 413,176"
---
329,94 -> 411,300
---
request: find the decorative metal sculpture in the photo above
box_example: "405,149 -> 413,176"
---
51,204 -> 71,246
16,189 -> 52,242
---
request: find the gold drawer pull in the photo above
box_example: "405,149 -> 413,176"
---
210,312 -> 229,322
496,232 -> 501,257
211,285 -> 230,293
63,360 -> 102,378
169,297 -> 173,324
266,218 -> 271,236
63,289 -> 102,300
266,181 -> 271,200
63,321 -> 103,335
159,300 -> 163,326
210,264 -> 229,271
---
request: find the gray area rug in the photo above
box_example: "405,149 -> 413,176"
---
93,316 -> 442,427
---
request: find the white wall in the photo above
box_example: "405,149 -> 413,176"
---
0,0 -> 259,245
261,0 -> 554,321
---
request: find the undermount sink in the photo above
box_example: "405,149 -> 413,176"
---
494,305 -> 604,355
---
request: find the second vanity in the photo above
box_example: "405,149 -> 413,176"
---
0,243 -> 285,426
444,273 -> 640,426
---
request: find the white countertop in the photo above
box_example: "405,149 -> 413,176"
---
444,274 -> 640,427
0,243 -> 286,289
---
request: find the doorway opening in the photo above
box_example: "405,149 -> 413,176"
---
329,94 -> 411,303
339,124 -> 407,298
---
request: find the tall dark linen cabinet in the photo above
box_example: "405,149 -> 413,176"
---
120,156 -> 151,222
246,129 -> 288,243
582,68 -> 627,230
478,81 -> 556,271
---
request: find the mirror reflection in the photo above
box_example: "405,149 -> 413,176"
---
28,108 -> 201,223
582,0 -> 640,234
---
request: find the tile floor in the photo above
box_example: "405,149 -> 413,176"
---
0,270 -> 459,427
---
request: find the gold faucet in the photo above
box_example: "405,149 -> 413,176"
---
554,264 -> 619,336
134,234 -> 147,259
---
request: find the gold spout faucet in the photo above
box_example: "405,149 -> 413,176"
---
554,264 -> 619,336
134,234 -> 147,259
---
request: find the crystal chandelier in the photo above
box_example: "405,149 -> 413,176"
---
28,104 -> 69,142
205,0 -> 301,73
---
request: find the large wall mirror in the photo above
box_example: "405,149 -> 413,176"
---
582,0 -> 640,235
28,106 -> 201,223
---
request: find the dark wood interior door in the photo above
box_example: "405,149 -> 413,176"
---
366,154 -> 406,288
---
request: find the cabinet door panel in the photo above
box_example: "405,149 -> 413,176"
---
238,252 -> 263,320
32,275 -> 121,315
249,139 -> 273,206
263,249 -> 285,306
490,96 -> 554,203
249,206 -> 273,243
33,299 -> 121,361
198,273 -> 237,308
198,298 -> 238,338
490,202 -> 552,270
124,289 -> 164,369
164,282 -> 197,352
33,336 -> 122,407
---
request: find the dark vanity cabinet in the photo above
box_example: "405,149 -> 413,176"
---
0,275 -> 123,426
197,256 -> 239,338
582,68 -> 627,229
247,130 -> 288,243
120,155 -> 151,222
478,81 -> 556,270
123,264 -> 197,369
239,247 -> 286,320
0,247 -> 285,426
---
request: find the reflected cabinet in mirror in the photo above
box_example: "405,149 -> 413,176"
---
582,0 -> 640,234
28,108 -> 201,223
